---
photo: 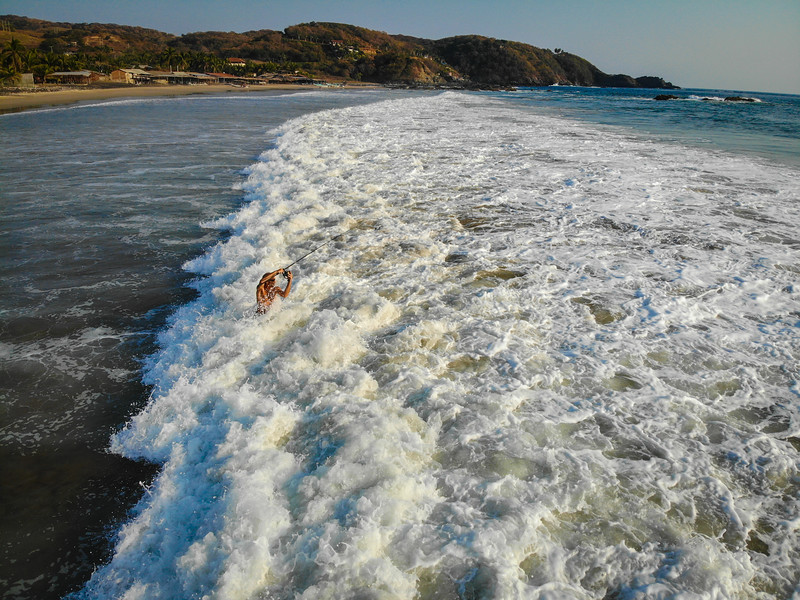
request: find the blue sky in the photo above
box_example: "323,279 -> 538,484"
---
2,0 -> 798,94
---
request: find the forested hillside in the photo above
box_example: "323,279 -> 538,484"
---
0,15 -> 678,88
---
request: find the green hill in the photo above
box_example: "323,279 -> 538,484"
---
0,15 -> 678,88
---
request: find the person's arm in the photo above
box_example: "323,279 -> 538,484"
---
276,270 -> 293,297
257,269 -> 282,289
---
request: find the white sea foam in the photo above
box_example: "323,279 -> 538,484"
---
77,93 -> 800,599
687,94 -> 763,103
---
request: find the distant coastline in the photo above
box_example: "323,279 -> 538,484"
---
0,16 -> 679,91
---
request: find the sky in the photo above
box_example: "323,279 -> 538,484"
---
2,0 -> 798,94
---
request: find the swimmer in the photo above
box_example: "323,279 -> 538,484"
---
256,268 -> 293,313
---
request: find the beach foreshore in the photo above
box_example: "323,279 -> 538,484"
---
0,83 -> 377,113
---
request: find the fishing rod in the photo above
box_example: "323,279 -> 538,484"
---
282,232 -> 346,271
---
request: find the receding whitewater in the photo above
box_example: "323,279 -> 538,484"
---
75,92 -> 799,600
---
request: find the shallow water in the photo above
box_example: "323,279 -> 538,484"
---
62,92 -> 800,599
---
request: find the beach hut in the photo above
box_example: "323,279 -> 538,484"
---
110,69 -> 152,85
208,72 -> 250,86
45,71 -> 103,85
188,72 -> 218,84
145,71 -> 218,85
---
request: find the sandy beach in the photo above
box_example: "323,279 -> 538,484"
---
0,83 -> 370,113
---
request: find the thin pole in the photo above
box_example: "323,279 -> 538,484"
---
282,233 -> 346,271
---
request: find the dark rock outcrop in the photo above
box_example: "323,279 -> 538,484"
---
636,76 -> 679,89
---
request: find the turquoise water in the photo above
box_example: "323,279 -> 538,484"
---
507,87 -> 800,167
1,86 -> 798,599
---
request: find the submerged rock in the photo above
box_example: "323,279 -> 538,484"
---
654,94 -> 680,101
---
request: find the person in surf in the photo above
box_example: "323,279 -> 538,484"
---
256,268 -> 293,313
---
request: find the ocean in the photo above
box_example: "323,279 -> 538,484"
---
0,86 -> 798,599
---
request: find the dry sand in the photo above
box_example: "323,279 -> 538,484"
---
0,83 -> 371,113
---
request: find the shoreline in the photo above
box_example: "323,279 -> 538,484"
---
0,83 -> 379,113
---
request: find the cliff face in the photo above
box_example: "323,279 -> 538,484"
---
0,16 -> 678,88
551,51 -> 678,89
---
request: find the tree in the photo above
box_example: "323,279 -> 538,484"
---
175,51 -> 190,71
135,50 -> 157,68
0,66 -> 21,85
108,54 -> 126,70
25,49 -> 38,70
160,47 -> 177,71
2,37 -> 27,72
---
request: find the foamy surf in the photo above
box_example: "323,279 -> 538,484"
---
75,93 -> 799,599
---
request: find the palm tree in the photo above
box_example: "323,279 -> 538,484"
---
206,55 -> 225,73
66,52 -> 90,71
193,51 -> 211,72
25,49 -> 38,70
134,50 -> 155,68
161,47 -> 177,72
0,66 -> 21,86
2,37 -> 26,72
108,54 -> 126,70
33,52 -> 61,82
176,52 -> 190,72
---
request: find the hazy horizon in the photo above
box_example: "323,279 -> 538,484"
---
2,0 -> 799,95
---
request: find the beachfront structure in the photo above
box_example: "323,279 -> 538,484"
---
44,71 -> 104,85
267,74 -> 316,85
40,69 -> 318,88
110,68 -> 151,85
189,73 -> 219,84
110,69 -> 219,85
147,71 -> 219,85
206,72 -> 248,86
